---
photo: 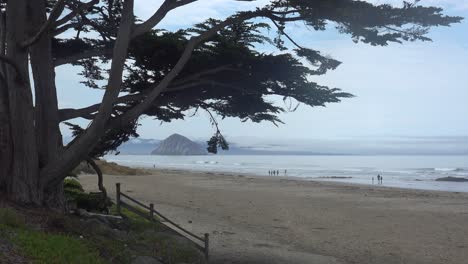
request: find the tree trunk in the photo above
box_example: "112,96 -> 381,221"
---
87,158 -> 107,198
28,0 -> 64,208
0,10 -> 11,191
3,0 -> 41,205
29,0 -> 62,168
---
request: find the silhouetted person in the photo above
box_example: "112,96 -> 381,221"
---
380,176 -> 383,184
277,170 -> 279,176
372,177 -> 374,184
284,169 -> 287,176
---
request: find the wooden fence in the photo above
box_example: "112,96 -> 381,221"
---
115,183 -> 210,261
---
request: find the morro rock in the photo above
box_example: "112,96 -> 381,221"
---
151,134 -> 207,155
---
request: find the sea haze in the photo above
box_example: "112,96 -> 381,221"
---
112,135 -> 468,155
105,154 -> 468,193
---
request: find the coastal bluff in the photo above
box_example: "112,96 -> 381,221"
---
151,134 -> 207,155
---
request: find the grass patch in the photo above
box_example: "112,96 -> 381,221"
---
13,229 -> 105,264
109,204 -> 161,232
0,208 -> 105,264
0,207 -> 25,228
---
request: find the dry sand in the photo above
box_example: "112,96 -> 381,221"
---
80,170 -> 468,264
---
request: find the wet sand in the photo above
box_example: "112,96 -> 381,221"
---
80,170 -> 468,264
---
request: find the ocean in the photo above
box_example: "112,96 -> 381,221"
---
104,155 -> 468,193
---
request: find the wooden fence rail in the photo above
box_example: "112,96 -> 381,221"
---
115,183 -> 209,260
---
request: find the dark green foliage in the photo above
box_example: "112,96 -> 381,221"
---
207,132 -> 229,154
64,121 -> 139,157
64,178 -> 111,213
52,0 -> 462,155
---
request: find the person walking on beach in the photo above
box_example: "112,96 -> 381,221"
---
284,169 -> 287,176
372,177 -> 374,184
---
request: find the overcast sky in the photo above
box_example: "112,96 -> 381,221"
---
57,0 -> 468,144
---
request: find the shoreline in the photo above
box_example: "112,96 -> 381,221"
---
134,166 -> 468,194
80,169 -> 468,264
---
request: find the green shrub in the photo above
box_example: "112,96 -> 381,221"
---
64,178 -> 84,192
0,208 -> 25,228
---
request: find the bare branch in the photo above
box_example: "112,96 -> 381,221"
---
269,18 -> 303,49
132,0 -> 198,37
54,0 -> 199,66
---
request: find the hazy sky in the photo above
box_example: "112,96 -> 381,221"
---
57,0 -> 468,142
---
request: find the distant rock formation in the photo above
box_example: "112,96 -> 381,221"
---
151,134 -> 207,155
435,176 -> 468,182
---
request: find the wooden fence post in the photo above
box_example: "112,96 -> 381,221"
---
149,203 -> 154,220
116,183 -> 121,215
204,233 -> 209,261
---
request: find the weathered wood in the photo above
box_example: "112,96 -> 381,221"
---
150,203 -> 154,220
117,184 -> 209,259
120,201 -> 151,220
204,233 -> 209,261
147,203 -> 205,242
120,192 -> 151,210
116,183 -> 121,215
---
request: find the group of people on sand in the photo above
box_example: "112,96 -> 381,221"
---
373,174 -> 383,184
269,170 -> 287,176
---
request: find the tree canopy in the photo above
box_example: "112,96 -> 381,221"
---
0,0 -> 462,206
56,0 -> 461,155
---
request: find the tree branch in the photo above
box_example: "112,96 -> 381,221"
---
59,92 -> 145,121
54,48 -> 113,67
108,11 -> 265,128
132,0 -> 198,37
42,0 -> 135,185
54,0 -> 198,66
86,157 -> 107,198
21,0 -> 66,48
55,0 -> 100,27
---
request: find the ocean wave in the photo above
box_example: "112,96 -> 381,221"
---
195,160 -> 218,165
434,167 -> 465,172
415,167 -> 466,172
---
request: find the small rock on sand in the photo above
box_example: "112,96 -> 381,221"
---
435,177 -> 468,182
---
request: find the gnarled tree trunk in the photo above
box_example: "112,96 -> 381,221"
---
29,0 -> 64,208
3,0 -> 41,205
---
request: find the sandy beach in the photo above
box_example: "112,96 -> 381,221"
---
80,170 -> 468,264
